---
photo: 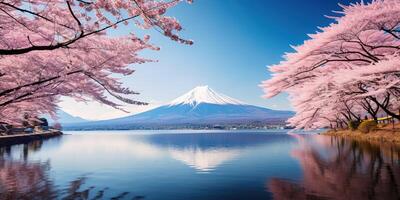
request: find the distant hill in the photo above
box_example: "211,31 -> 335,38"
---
46,110 -> 89,125
64,86 -> 293,130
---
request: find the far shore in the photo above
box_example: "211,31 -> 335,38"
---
324,123 -> 400,145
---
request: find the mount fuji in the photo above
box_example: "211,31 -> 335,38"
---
65,86 -> 293,129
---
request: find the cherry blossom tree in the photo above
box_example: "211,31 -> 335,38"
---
0,0 -> 193,125
261,0 -> 400,129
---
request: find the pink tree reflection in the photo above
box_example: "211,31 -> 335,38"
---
268,135 -> 400,200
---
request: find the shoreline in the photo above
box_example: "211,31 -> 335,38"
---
323,126 -> 400,145
0,130 -> 63,146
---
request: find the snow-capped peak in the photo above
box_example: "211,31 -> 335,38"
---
169,85 -> 245,106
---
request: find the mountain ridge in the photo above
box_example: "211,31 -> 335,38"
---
46,110 -> 89,125
62,86 -> 293,130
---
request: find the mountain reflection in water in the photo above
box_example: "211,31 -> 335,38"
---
0,131 -> 296,200
148,132 -> 291,172
268,134 -> 400,200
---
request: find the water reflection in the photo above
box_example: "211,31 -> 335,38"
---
168,147 -> 241,172
0,142 -> 140,200
148,132 -> 291,172
268,134 -> 400,200
0,131 -> 301,200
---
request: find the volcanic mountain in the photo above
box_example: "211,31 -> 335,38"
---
64,86 -> 293,129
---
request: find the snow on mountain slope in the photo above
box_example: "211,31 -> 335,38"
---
169,85 -> 244,106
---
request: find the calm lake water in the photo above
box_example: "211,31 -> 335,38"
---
0,130 -> 399,200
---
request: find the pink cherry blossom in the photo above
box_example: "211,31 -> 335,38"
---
261,0 -> 400,129
0,0 -> 193,125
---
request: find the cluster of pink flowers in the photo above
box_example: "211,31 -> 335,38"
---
261,0 -> 400,129
0,0 -> 192,125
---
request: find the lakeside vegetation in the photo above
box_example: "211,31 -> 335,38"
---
325,121 -> 400,144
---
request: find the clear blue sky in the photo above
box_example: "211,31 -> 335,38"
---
67,0 -> 366,119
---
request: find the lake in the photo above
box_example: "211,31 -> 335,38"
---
0,130 -> 399,200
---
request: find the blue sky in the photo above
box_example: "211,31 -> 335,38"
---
61,0 -> 365,120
